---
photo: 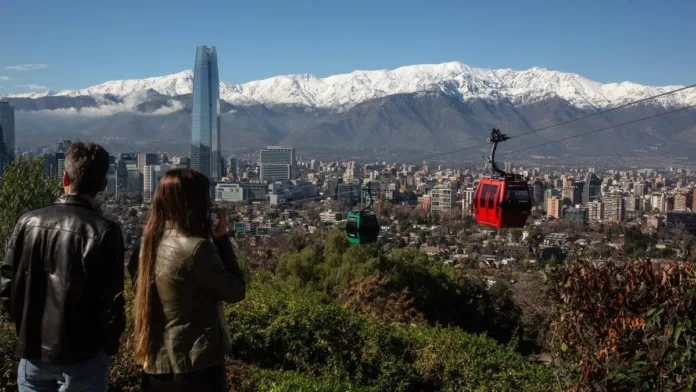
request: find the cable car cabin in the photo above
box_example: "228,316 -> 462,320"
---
473,178 -> 531,229
345,210 -> 379,245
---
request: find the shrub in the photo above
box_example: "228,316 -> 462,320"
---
226,280 -> 553,391
550,259 -> 696,391
276,230 -> 524,345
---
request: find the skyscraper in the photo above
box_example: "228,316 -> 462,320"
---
260,146 -> 296,181
604,194 -> 625,223
0,101 -> 15,175
137,153 -> 159,176
191,45 -> 221,181
582,173 -> 602,205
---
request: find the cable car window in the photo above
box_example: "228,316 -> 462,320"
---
346,219 -> 358,237
479,184 -> 491,208
487,185 -> 499,209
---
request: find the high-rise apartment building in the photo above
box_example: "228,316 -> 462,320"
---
0,101 -> 15,175
343,161 -> 362,184
675,191 -> 692,211
547,196 -> 562,219
137,153 -> 159,176
588,200 -> 604,222
531,180 -> 545,206
634,181 -> 648,197
604,194 -> 625,223
461,187 -> 475,215
191,45 -> 221,181
259,146 -> 296,181
430,183 -> 457,212
651,193 -> 666,212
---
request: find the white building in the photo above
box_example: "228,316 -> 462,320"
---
604,195 -> 625,222
431,183 -> 457,212
215,183 -> 246,202
588,200 -> 604,222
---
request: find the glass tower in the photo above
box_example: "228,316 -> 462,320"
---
0,101 -> 15,175
191,45 -> 221,181
260,146 -> 296,181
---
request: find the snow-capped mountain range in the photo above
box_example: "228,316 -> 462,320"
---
5,62 -> 695,110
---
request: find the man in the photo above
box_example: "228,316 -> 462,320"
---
0,142 -> 125,391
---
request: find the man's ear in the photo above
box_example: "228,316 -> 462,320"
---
62,171 -> 70,188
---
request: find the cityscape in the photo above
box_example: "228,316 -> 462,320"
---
0,0 -> 695,389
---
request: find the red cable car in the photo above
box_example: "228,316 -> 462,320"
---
473,129 -> 532,229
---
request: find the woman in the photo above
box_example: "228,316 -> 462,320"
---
133,168 -> 246,392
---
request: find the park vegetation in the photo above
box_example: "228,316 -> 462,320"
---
0,158 -> 695,391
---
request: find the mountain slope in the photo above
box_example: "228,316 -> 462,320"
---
5,62 -> 695,111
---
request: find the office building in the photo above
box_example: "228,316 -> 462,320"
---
0,101 -> 15,175
675,191 -> 692,211
116,153 -> 139,198
57,139 -> 72,153
190,45 -> 221,181
504,162 -> 513,173
43,153 -> 57,178
531,180 -> 545,206
547,196 -> 562,219
604,194 -> 625,223
337,183 -> 359,206
582,173 -> 602,205
461,187 -> 475,215
430,183 -> 457,212
143,165 -> 161,202
563,207 -> 588,224
634,181 -> 648,197
259,146 -> 295,181
56,153 -> 66,180
343,161 -> 362,184
106,164 -> 117,195
588,200 -> 604,222
138,153 -> 158,176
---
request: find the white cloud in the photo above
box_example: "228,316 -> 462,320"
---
41,91 -> 184,117
5,64 -> 48,71
0,76 -> 10,81
21,84 -> 49,90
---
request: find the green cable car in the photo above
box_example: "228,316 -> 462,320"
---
345,182 -> 380,245
346,210 -> 379,245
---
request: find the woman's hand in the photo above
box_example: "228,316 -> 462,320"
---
212,209 -> 229,239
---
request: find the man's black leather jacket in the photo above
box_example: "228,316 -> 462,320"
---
0,195 -> 125,364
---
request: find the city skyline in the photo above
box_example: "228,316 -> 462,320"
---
190,46 -> 221,182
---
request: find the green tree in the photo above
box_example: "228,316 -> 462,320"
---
0,158 -> 61,259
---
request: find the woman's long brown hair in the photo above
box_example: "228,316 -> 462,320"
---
133,168 -> 212,366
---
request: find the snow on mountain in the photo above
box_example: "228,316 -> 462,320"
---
4,62 -> 694,110
54,71 -> 194,98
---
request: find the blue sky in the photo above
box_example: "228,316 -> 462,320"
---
1,0 -> 694,94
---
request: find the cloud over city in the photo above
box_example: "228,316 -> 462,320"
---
4,64 -> 49,71
0,76 -> 10,81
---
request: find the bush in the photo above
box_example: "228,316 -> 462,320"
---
226,280 -> 553,391
550,259 -> 696,391
276,229 -> 524,345
0,157 -> 61,259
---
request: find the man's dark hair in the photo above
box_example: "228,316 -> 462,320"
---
64,142 -> 110,196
